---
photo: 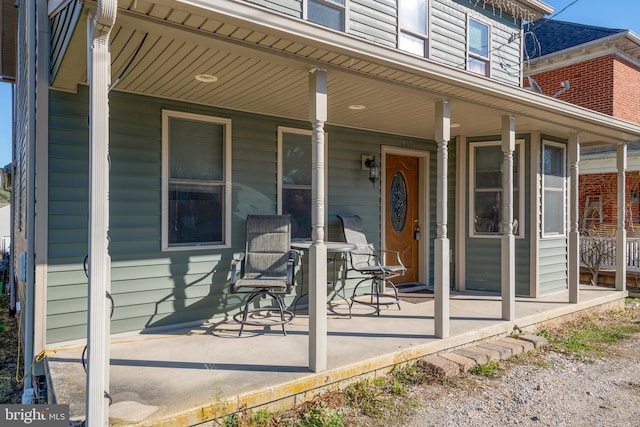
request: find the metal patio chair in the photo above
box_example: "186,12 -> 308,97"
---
337,214 -> 406,316
230,214 -> 296,336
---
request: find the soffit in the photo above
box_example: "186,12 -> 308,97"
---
53,0 -> 640,146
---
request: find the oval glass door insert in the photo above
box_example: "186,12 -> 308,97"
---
390,171 -> 407,233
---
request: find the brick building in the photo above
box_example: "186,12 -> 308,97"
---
525,19 -> 640,229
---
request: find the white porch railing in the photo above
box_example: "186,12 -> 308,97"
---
580,236 -> 640,271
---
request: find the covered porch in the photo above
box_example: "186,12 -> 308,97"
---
5,0 -> 640,423
31,2 -> 640,424
46,285 -> 626,425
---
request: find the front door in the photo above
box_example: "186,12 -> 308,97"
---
385,154 -> 419,284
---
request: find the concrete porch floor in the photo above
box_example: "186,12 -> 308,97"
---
46,285 -> 627,426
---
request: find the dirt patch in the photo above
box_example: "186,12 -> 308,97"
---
0,295 -> 22,404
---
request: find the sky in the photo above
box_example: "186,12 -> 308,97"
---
0,0 -> 639,169
544,0 -> 640,33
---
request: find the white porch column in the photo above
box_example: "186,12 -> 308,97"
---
501,115 -> 515,321
308,69 -> 328,372
616,143 -> 627,291
87,2 -> 116,425
434,100 -> 450,339
568,134 -> 580,303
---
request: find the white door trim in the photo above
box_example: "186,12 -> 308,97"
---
381,146 -> 430,285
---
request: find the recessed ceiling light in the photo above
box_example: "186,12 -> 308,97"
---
194,74 -> 218,83
349,104 -> 367,110
450,123 -> 461,128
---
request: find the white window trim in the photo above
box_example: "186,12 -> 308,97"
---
398,0 -> 430,57
304,0 -> 348,32
467,15 -> 491,77
161,110 -> 232,251
469,139 -> 525,239
277,126 -> 328,230
541,140 -> 567,238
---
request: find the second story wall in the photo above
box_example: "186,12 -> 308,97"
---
613,56 -> 640,124
244,0 -> 525,86
530,56 -> 615,118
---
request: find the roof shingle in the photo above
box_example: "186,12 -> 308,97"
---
525,19 -> 625,58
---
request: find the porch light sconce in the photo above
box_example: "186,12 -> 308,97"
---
362,155 -> 380,186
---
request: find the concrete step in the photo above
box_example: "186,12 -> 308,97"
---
418,335 -> 546,378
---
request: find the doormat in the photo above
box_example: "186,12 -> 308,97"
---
396,283 -> 434,304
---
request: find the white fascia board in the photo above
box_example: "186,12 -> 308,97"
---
580,154 -> 640,174
518,0 -> 554,16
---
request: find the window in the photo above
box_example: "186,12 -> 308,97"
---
307,0 -> 345,31
470,140 -> 523,237
468,17 -> 490,76
398,0 -> 428,57
278,127 -> 327,240
162,111 -> 231,250
542,141 -> 566,236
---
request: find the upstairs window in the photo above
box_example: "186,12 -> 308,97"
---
398,0 -> 428,57
162,111 -> 232,250
307,0 -> 345,31
468,17 -> 490,76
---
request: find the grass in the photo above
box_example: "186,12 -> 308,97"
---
219,301 -> 640,426
0,294 -> 636,425
539,302 -> 640,362
221,361 -> 449,426
0,293 -> 22,404
221,365 -> 435,426
470,361 -> 501,377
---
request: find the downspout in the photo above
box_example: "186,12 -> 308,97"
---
34,0 -> 50,374
22,0 -> 37,404
86,0 -> 116,425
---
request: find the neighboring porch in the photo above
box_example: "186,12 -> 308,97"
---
46,285 -> 626,426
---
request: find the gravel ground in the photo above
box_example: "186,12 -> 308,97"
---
400,303 -> 640,427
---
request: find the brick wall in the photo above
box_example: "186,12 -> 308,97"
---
579,171 -> 640,227
528,56 -> 615,115
528,55 -> 640,124
532,56 -> 640,230
612,56 -> 640,123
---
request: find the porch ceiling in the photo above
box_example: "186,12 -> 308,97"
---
56,0 -> 640,147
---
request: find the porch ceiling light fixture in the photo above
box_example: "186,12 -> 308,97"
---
194,73 -> 218,83
349,104 -> 367,110
362,155 -> 380,186
451,123 -> 461,128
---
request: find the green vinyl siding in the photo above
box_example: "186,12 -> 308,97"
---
538,237 -> 568,294
537,136 -> 568,294
47,87 -> 437,343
